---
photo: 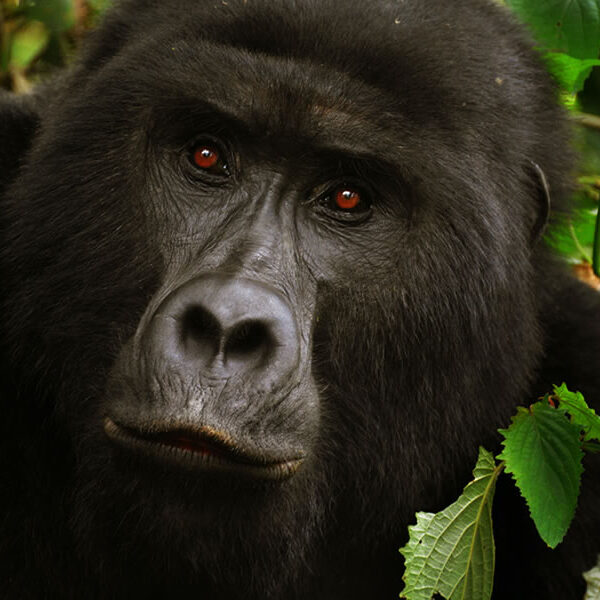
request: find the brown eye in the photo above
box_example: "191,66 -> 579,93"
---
194,145 -> 219,169
329,185 -> 371,216
334,188 -> 361,211
190,140 -> 229,176
316,182 -> 372,224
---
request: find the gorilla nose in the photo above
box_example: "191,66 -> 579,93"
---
145,275 -> 300,382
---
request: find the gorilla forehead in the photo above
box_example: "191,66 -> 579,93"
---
78,0 -> 543,182
88,0 -> 529,105
140,41 -> 403,156
84,29 -> 418,173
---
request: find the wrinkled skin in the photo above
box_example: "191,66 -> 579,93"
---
0,1 -> 599,598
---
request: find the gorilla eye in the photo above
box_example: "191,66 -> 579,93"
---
190,141 -> 229,176
194,146 -> 219,169
334,188 -> 361,211
319,183 -> 372,223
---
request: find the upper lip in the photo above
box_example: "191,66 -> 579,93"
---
103,417 -> 305,480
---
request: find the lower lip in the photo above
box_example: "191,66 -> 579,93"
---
103,418 -> 304,481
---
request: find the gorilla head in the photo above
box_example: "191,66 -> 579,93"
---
1,1 -> 598,599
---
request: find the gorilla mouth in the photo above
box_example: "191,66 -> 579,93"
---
103,418 -> 304,481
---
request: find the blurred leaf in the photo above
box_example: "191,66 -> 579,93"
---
88,0 -> 112,11
9,20 -> 50,70
546,214 -> 595,262
579,67 -> 600,115
546,179 -> 599,263
85,0 -> 112,26
506,0 -> 600,60
572,183 -> 600,210
25,0 -> 75,33
544,53 -> 600,94
546,188 -> 597,263
1,28 -> 9,73
576,128 -> 600,176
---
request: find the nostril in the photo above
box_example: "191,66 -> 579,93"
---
146,276 -> 299,382
224,320 -> 272,367
180,305 -> 221,361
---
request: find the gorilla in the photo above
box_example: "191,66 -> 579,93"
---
0,0 -> 599,598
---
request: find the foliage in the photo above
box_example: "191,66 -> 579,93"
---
505,0 -> 600,62
0,0 -> 111,92
400,449 -> 500,600
400,3 -> 600,588
400,384 -> 600,600
504,0 -> 600,278
552,383 -> 600,444
498,402 -> 584,547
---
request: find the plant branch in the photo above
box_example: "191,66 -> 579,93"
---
572,112 -> 600,131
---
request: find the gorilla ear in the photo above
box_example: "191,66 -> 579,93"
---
0,92 -> 39,196
529,161 -> 551,245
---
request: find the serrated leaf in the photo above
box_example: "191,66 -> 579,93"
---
553,383 -> 600,442
505,0 -> 600,60
400,448 -> 500,600
498,403 -> 583,548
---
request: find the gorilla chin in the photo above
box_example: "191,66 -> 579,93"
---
1,0 -> 599,599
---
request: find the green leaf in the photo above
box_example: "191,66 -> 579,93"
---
498,402 -> 583,548
545,188 -> 597,263
400,448 -> 500,600
25,0 -> 75,33
505,0 -> 600,60
544,53 -> 600,93
553,383 -> 600,442
8,21 -> 50,70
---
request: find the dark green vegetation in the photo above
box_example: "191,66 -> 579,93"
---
401,385 -> 600,600
504,0 -> 600,280
0,0 -> 109,91
0,1 -> 599,599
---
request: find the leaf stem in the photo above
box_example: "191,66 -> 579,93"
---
568,220 -> 593,263
572,112 -> 600,131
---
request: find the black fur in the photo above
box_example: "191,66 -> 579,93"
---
1,1 -> 599,598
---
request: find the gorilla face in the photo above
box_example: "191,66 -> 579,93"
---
58,27 -> 524,479
0,0 -> 580,598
